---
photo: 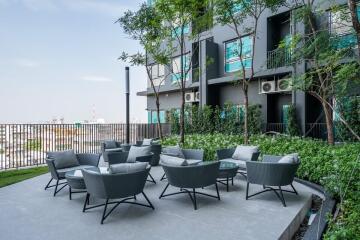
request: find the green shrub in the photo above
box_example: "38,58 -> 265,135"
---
287,104 -> 300,136
161,134 -> 360,239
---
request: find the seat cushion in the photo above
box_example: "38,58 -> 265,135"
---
127,146 -> 151,163
47,150 -> 79,169
104,148 -> 123,153
104,140 -> 118,149
186,159 -> 202,166
109,162 -> 148,174
57,165 -> 94,178
220,159 -> 246,169
279,153 -> 299,164
142,138 -> 153,146
162,146 -> 185,158
232,145 -> 259,161
160,154 -> 187,166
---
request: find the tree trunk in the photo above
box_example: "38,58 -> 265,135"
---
155,97 -> 163,140
322,100 -> 335,145
244,87 -> 249,144
180,90 -> 185,145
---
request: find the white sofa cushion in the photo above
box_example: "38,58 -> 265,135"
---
232,145 -> 259,161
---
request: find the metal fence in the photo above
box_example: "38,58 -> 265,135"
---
263,123 -> 288,134
267,48 -> 292,69
0,123 -> 171,170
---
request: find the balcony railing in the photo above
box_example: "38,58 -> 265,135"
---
267,48 -> 292,69
305,123 -> 327,140
0,123 -> 171,170
263,123 -> 288,134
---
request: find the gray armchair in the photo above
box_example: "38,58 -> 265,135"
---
160,148 -> 204,181
216,146 -> 260,177
81,166 -> 154,224
245,155 -> 300,207
136,139 -> 162,166
107,151 -> 157,184
101,140 -> 123,162
159,161 -> 221,210
45,150 -> 100,196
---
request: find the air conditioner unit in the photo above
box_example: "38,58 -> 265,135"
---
185,92 -> 195,103
194,92 -> 200,102
261,81 -> 276,94
277,79 -> 292,92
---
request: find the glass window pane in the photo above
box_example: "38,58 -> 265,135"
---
158,64 -> 165,77
151,64 -> 158,79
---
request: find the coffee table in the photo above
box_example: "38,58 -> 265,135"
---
65,167 -> 108,200
218,161 -> 239,192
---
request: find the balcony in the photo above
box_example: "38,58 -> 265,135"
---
267,48 -> 292,69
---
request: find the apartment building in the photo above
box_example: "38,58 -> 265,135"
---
138,0 -> 359,136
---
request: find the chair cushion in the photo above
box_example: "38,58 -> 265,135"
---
162,146 -> 185,159
47,150 -> 79,169
232,145 -> 259,161
160,154 -> 187,166
58,165 -> 94,178
104,140 -> 117,149
220,159 -> 246,169
142,138 -> 153,146
186,159 -> 203,166
278,153 -> 299,164
127,146 -> 151,163
108,162 -> 148,174
104,148 -> 123,153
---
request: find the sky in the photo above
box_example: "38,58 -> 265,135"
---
0,0 -> 147,124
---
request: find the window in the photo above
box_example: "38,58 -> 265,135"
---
148,64 -> 165,87
225,36 -> 253,73
172,54 -> 190,83
148,110 -> 166,124
172,18 -> 190,38
330,6 -> 360,48
232,0 -> 251,14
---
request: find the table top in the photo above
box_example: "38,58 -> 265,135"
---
65,167 -> 109,179
219,161 -> 239,171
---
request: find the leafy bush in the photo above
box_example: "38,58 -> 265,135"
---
287,104 -> 300,136
161,134 -> 360,239
335,96 -> 360,142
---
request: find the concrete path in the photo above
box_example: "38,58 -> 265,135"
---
0,166 -> 312,240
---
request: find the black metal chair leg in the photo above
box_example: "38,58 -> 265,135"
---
148,173 -> 157,184
53,180 -> 59,196
45,178 -> 53,190
69,186 -> 72,200
246,182 -> 249,200
159,183 -> 170,199
192,188 -> 197,210
231,177 -> 234,186
83,193 -> 90,212
101,199 -> 109,224
215,183 -> 220,200
160,173 -> 166,181
142,192 -> 155,210
226,177 -> 229,192
291,183 -> 298,195
279,186 -> 286,207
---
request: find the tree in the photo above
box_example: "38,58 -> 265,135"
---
152,0 -> 212,144
287,0 -> 360,144
214,0 -> 284,144
117,4 -> 171,139
348,0 -> 360,56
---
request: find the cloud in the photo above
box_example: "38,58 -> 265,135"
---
81,75 -> 113,82
15,58 -> 40,67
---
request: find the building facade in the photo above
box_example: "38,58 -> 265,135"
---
138,0 -> 359,137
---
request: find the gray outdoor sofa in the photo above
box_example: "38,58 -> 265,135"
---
160,147 -> 204,181
101,140 -> 123,163
245,154 -> 300,207
216,146 -> 260,177
45,150 -> 100,196
106,148 -> 156,184
81,164 -> 154,224
159,160 -> 221,210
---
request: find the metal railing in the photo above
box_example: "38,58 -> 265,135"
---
305,123 -> 327,140
0,123 -> 171,170
267,48 -> 292,69
263,123 -> 288,134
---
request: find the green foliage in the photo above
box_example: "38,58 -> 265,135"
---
287,104 -> 300,136
168,109 -> 180,134
162,134 -> 360,238
335,96 -> 360,142
248,104 -> 262,134
0,166 -> 48,188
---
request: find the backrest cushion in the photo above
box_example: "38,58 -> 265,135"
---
160,154 -> 187,166
278,153 -> 299,164
162,146 -> 185,159
104,140 -> 117,149
142,138 -> 153,146
109,162 -> 148,174
232,145 -> 259,161
47,150 -> 79,169
127,146 -> 151,163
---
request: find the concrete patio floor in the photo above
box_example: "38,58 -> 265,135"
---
0,166 -> 313,240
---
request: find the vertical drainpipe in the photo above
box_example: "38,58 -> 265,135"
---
125,67 -> 130,144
